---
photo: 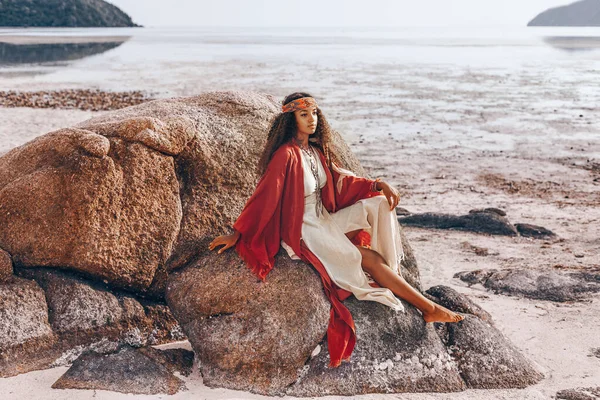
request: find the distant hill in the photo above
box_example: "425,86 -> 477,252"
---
0,0 -> 141,27
528,0 -> 600,26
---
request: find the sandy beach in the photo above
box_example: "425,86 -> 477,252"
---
0,26 -> 599,399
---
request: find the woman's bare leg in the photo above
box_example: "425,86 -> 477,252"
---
352,242 -> 464,323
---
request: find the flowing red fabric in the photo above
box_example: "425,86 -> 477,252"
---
232,141 -> 379,367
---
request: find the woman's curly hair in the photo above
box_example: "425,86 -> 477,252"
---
257,92 -> 340,176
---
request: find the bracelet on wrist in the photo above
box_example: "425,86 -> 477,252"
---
370,178 -> 382,192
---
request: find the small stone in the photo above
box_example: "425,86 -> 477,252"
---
311,345 -> 321,358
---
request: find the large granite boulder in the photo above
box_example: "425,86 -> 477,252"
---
0,277 -> 57,377
166,249 -> 331,395
0,127 -> 181,294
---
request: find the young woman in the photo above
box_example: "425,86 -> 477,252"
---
209,92 -> 463,367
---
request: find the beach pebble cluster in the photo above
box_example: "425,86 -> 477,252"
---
0,89 -> 150,111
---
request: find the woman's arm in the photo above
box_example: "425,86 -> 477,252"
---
331,161 -> 400,211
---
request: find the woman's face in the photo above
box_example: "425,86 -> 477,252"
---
294,106 -> 318,135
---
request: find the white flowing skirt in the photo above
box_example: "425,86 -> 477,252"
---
282,193 -> 405,312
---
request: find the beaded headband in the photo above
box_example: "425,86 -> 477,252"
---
281,97 -> 318,113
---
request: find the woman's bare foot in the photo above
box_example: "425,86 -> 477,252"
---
422,304 -> 465,323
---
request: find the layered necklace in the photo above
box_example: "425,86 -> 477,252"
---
297,139 -> 324,218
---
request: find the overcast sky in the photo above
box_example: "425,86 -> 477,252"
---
108,0 -> 572,28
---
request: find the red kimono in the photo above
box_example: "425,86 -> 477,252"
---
233,141 -> 379,367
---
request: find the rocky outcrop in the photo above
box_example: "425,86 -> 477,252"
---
528,0 -> 600,27
514,223 -> 557,239
0,91 -> 375,296
0,0 -> 140,27
398,208 -> 557,239
398,209 -> 518,236
19,269 -> 184,349
52,346 -> 190,395
0,277 -> 57,377
426,286 -> 543,388
455,268 -> 600,301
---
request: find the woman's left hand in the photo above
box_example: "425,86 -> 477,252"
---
377,181 -> 401,211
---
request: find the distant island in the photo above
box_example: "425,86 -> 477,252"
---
0,0 -> 141,27
528,0 -> 600,26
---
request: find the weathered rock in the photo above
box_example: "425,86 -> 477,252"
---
398,211 -> 518,236
287,297 -> 466,397
425,285 -> 492,322
144,303 -> 186,346
0,277 -> 57,377
454,268 -> 600,302
0,248 -> 12,281
571,271 -> 600,284
52,346 -> 187,395
23,268 -> 183,347
426,286 -> 544,388
138,347 -> 194,377
515,223 -> 557,239
395,207 -> 411,216
468,207 -> 507,217
166,249 -> 331,395
556,386 -> 600,400
1,268 -> 185,371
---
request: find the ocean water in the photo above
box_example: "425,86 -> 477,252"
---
0,26 -> 598,158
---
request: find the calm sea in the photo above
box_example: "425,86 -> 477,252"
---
1,26 -> 599,93
0,26 -> 598,157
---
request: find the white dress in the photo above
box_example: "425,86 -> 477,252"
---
281,146 -> 405,312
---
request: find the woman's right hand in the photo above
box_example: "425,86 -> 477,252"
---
209,230 -> 241,254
